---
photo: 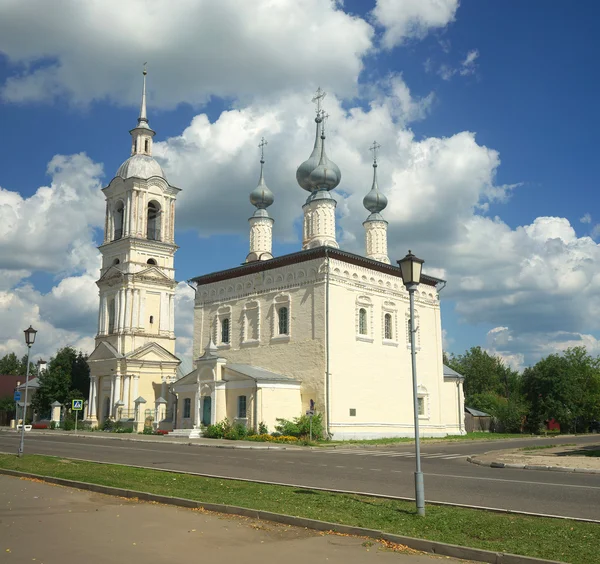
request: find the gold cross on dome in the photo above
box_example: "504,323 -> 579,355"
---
369,141 -> 381,163
312,87 -> 327,114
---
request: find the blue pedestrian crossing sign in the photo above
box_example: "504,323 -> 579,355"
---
72,399 -> 83,411
13,390 -> 21,402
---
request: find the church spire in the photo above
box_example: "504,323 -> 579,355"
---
363,141 -> 390,264
138,63 -> 149,127
246,137 -> 275,263
129,64 -> 155,156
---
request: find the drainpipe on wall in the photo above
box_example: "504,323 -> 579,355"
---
457,379 -> 463,434
325,248 -> 331,439
254,380 -> 259,433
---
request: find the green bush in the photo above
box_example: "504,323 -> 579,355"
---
204,418 -> 231,439
142,425 -> 154,435
50,421 -> 57,430
258,421 -> 268,435
101,419 -> 115,432
62,418 -> 75,431
224,422 -> 248,440
275,413 -> 325,440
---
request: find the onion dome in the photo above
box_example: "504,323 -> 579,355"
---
250,137 -> 274,210
307,123 -> 340,192
363,162 -> 387,215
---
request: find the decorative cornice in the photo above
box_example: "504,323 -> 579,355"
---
190,246 -> 442,288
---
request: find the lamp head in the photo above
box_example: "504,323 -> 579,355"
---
23,325 -> 37,347
398,250 -> 424,287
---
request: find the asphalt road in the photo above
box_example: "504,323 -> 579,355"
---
1,433 -> 599,520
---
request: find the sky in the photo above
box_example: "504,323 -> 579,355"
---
0,0 -> 599,371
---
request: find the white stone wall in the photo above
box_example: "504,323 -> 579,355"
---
248,216 -> 274,259
364,220 -> 390,264
302,199 -> 339,249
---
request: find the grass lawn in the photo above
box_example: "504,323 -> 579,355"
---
0,454 -> 597,563
520,444 -> 576,451
325,432 -> 534,446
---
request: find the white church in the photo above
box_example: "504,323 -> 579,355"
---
86,72 -> 465,439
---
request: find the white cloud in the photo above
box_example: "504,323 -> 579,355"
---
0,153 -> 104,274
373,0 -> 459,49
174,282 -> 195,363
459,49 -> 479,76
580,213 -> 592,224
0,0 -> 373,107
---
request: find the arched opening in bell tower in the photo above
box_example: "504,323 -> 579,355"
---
147,201 -> 161,241
114,201 -> 125,240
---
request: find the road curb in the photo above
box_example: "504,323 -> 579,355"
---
0,468 -> 564,564
467,456 -> 600,475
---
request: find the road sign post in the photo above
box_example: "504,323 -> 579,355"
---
72,399 -> 83,432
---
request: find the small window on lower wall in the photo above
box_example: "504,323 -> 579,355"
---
183,398 -> 191,418
349,408 -> 356,417
238,395 -> 247,419
417,397 -> 425,416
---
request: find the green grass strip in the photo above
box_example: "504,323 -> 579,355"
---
0,454 -> 597,563
326,432 -> 538,446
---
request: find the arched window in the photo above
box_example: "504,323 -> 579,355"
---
108,298 -> 116,333
144,139 -> 149,153
278,306 -> 289,335
114,201 -> 124,240
358,308 -> 367,335
221,318 -> 230,344
112,258 -> 120,266
147,258 -> 157,265
384,313 -> 392,340
147,201 -> 161,241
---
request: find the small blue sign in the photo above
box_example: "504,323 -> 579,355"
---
72,399 -> 83,411
13,391 -> 21,402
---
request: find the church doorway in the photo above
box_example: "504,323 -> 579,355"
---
103,396 -> 110,420
202,397 -> 211,426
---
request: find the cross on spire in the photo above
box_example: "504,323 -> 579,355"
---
369,141 -> 381,163
312,87 -> 327,115
258,137 -> 268,162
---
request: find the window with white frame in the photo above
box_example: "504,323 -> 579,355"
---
417,396 -> 425,416
216,305 -> 232,347
238,395 -> 247,419
242,300 -> 260,344
359,309 -> 368,335
356,296 -> 373,341
384,313 -> 393,339
272,294 -> 291,340
417,385 -> 428,418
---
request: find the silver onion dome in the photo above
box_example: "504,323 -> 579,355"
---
250,158 -> 274,209
296,115 -> 341,192
307,124 -> 340,191
363,160 -> 387,215
116,154 -> 165,180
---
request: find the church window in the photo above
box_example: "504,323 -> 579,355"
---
238,395 -> 247,419
278,307 -> 289,335
114,201 -> 124,240
108,298 -> 116,333
147,201 -> 161,241
112,258 -> 120,266
221,317 -> 230,344
358,308 -> 367,335
418,397 -> 425,416
384,313 -> 392,340
149,315 -> 154,324
147,258 -> 157,265
183,398 -> 191,419
144,139 -> 149,153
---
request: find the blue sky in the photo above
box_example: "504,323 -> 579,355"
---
1,0 -> 599,368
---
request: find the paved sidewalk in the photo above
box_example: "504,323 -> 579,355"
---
0,475 -> 471,564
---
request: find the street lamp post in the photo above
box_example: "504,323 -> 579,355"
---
18,325 -> 37,458
398,251 -> 425,516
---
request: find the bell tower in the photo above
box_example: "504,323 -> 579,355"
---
87,67 -> 181,426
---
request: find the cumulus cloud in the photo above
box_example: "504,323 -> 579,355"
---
0,0 -> 373,107
373,0 -> 459,49
580,213 -> 592,224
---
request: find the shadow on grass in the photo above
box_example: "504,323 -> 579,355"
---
555,445 -> 600,458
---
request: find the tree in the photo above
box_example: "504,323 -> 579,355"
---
32,347 -> 90,416
521,347 -> 600,433
0,353 -> 21,375
446,346 -> 520,402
